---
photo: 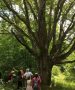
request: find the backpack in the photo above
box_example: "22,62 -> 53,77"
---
33,79 -> 38,89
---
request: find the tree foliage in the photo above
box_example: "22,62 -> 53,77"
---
0,34 -> 36,73
0,0 -> 75,86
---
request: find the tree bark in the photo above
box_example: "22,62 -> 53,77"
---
38,55 -> 53,90
41,65 -> 53,90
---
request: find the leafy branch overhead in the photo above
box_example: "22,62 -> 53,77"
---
0,0 -> 75,65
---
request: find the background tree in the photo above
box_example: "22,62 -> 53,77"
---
0,0 -> 75,88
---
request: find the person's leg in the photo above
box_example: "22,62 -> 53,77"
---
17,82 -> 19,89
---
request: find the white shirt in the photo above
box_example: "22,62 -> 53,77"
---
24,72 -> 33,79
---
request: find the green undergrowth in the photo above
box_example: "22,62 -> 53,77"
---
52,75 -> 75,90
0,66 -> 75,90
51,66 -> 75,90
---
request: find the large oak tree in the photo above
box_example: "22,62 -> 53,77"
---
0,0 -> 75,88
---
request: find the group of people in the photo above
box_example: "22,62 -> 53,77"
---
0,68 -> 41,90
17,68 -> 41,90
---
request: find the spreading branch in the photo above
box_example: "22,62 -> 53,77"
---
57,13 -> 75,53
47,0 -> 53,48
23,0 -> 38,43
33,0 -> 39,11
55,60 -> 75,65
52,0 -> 66,47
3,0 -> 26,24
58,0 -> 75,44
0,14 -> 31,40
11,30 -> 38,57
58,41 -> 75,60
26,0 -> 38,22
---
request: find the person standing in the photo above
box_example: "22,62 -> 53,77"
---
24,68 -> 33,79
26,76 -> 33,90
17,70 -> 23,89
32,73 -> 41,90
24,68 -> 33,89
20,68 -> 25,89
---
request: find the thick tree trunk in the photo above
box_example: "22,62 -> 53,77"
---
38,55 -> 53,90
41,66 -> 53,90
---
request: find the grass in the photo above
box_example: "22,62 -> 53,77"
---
51,73 -> 75,90
52,82 -> 75,90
